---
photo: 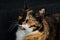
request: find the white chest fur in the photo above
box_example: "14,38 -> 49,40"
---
16,29 -> 39,40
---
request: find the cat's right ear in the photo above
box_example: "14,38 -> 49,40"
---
39,8 -> 45,14
18,16 -> 22,20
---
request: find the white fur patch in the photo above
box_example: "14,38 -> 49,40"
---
16,30 -> 39,40
16,24 -> 39,40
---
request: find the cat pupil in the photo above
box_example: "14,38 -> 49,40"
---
26,19 -> 28,23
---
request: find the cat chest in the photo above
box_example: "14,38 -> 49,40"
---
16,30 -> 32,40
16,30 -> 42,40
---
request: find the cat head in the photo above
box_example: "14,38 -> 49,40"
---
18,9 -> 45,32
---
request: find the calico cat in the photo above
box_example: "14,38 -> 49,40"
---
16,8 -> 49,40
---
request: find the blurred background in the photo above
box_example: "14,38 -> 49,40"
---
0,0 -> 60,40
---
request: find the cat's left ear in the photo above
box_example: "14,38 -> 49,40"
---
18,16 -> 22,20
39,8 -> 45,14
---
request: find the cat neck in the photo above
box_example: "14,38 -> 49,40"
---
26,30 -> 39,36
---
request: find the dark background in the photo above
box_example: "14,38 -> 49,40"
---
0,0 -> 60,40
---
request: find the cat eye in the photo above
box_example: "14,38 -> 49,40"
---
26,19 -> 28,23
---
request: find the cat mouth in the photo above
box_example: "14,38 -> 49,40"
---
19,24 -> 30,30
20,27 -> 26,30
19,25 -> 26,30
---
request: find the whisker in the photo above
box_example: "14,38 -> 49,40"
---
8,21 -> 18,32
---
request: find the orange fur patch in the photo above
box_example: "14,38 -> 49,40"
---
24,32 -> 43,40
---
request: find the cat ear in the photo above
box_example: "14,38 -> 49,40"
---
39,8 -> 45,14
27,10 -> 33,14
25,9 -> 33,14
18,16 -> 22,20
